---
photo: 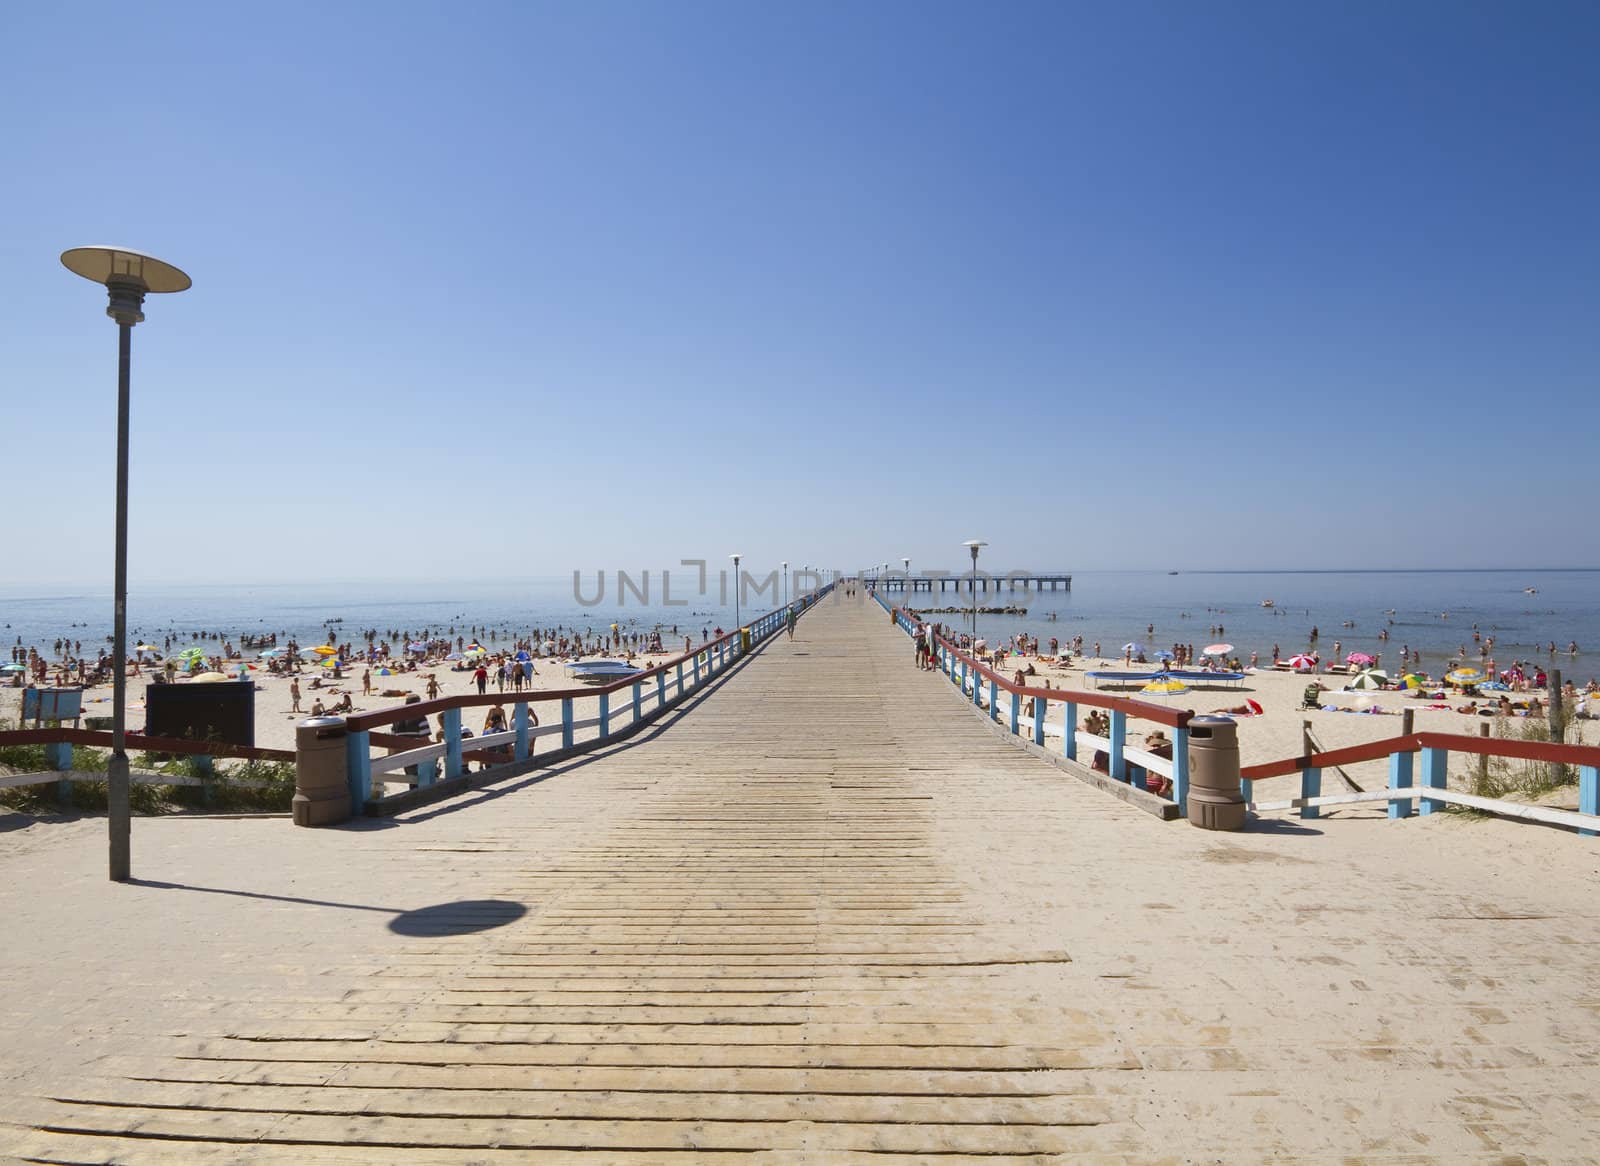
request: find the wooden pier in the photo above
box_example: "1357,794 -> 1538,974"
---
3,592 -> 1600,1161
872,571 -> 1072,591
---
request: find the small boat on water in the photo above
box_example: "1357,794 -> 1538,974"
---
1525,587 -> 1538,594
1260,599 -> 1275,608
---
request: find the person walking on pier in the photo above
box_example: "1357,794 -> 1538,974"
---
786,606 -> 797,641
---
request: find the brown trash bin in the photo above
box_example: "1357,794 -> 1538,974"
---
293,716 -> 351,827
739,627 -> 751,653
1186,714 -> 1246,831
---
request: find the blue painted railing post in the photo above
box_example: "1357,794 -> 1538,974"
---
1388,748 -> 1414,819
988,678 -> 998,722
1063,701 -> 1078,760
633,680 -> 643,724
514,703 -> 530,762
960,660 -> 969,700
1033,697 -> 1046,746
1108,709 -> 1127,781
561,698 -> 574,749
1301,766 -> 1322,819
657,670 -> 667,709
676,661 -> 685,695
1009,690 -> 1020,736
1172,725 -> 1190,814
598,691 -> 610,738
346,728 -> 371,810
1420,746 -> 1447,815
46,741 -> 72,805
1580,766 -> 1598,838
1241,776 -> 1253,805
417,758 -> 438,787
693,652 -> 702,688
442,708 -> 463,780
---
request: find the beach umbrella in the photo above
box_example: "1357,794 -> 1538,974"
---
1140,677 -> 1190,697
1203,643 -> 1233,656
191,671 -> 230,683
1288,654 -> 1317,672
135,643 -> 158,652
463,647 -> 487,659
176,647 -> 206,662
312,645 -> 337,656
1122,642 -> 1146,654
377,667 -> 392,676
257,647 -> 284,658
1446,667 -> 1485,687
445,651 -> 463,661
1153,650 -> 1175,661
1,663 -> 26,673
514,650 -> 532,662
1401,673 -> 1428,690
1347,651 -> 1376,666
321,656 -> 343,668
1347,669 -> 1388,690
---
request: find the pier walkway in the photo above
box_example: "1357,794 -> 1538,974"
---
3,593 -> 1600,1161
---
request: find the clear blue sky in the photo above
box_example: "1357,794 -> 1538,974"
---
2,0 -> 1596,585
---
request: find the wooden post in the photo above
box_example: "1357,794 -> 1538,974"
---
1063,701 -> 1078,761
1420,746 -> 1448,815
1108,709 -> 1126,781
561,697 -> 574,749
1172,724 -> 1190,814
657,669 -> 667,709
1478,720 -> 1490,788
598,691 -> 610,738
633,680 -> 643,724
345,728 -> 371,811
1009,689 -> 1020,735
988,677 -> 998,722
442,708 -> 463,780
1389,708 -> 1415,819
514,703 -> 530,762
1033,697 -> 1046,746
1301,766 -> 1321,819
46,740 -> 72,806
1549,668 -> 1563,743
1580,765 -> 1598,838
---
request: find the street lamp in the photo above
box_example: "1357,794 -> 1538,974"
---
781,561 -> 788,608
902,557 -> 910,592
61,246 -> 191,883
961,539 -> 987,646
729,552 -> 742,633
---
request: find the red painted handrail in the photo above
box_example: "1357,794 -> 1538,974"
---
0,727 -> 294,763
934,635 -> 1193,729
1239,729 -> 1600,781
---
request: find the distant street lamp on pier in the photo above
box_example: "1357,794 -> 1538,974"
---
962,539 -> 987,645
902,557 -> 910,588
61,246 -> 192,883
729,553 -> 742,632
782,561 -> 788,608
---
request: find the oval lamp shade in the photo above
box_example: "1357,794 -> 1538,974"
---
61,247 -> 191,293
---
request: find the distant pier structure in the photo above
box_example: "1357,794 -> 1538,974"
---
872,572 -> 1071,592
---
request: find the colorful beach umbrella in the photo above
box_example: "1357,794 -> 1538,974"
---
1347,669 -> 1388,690
312,645 -> 337,656
1446,667 -> 1485,687
1347,651 -> 1376,666
377,667 -> 392,676
1203,643 -> 1233,656
1140,677 -> 1190,697
1401,673 -> 1428,690
1288,654 -> 1317,672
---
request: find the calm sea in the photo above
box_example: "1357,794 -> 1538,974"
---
2,570 -> 1596,679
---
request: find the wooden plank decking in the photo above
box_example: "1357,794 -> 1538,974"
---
3,591 -> 1600,1161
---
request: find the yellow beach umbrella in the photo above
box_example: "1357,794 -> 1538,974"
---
312,645 -> 337,656
1140,677 -> 1190,697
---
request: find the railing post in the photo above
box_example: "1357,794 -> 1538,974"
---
598,691 -> 610,738
1388,748 -> 1414,819
1109,709 -> 1126,781
633,680 -> 643,724
46,740 -> 72,806
1033,697 -> 1046,746
442,707 -> 463,780
961,660 -> 969,700
514,703 -> 530,762
693,652 -> 702,688
561,697 -> 574,749
417,757 -> 437,787
657,670 -> 667,709
1420,746 -> 1447,815
346,728 -> 371,811
1063,701 -> 1078,760
988,677 -> 998,721
1241,776 -> 1253,805
196,753 -> 215,807
1172,725 -> 1189,814
675,661 -> 684,695
1300,766 -> 1321,819
1580,766 -> 1598,838
1009,689 -> 1020,736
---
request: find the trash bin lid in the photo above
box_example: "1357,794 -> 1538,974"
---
298,716 -> 347,731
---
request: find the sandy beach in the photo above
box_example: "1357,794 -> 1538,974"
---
4,591 -> 1594,820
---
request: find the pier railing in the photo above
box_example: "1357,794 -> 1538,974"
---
878,593 -> 1600,835
875,594 -> 1192,812
342,586 -> 829,811
0,728 -> 293,804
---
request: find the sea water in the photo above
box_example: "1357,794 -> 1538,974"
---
2,569 -> 1596,680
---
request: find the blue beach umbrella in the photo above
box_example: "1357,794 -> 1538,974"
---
1153,650 -> 1175,661
1122,642 -> 1146,655
514,650 -> 532,662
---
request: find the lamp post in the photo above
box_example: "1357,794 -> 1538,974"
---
729,552 -> 742,633
961,539 -> 987,646
781,561 -> 788,608
61,246 -> 191,883
902,557 -> 910,592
